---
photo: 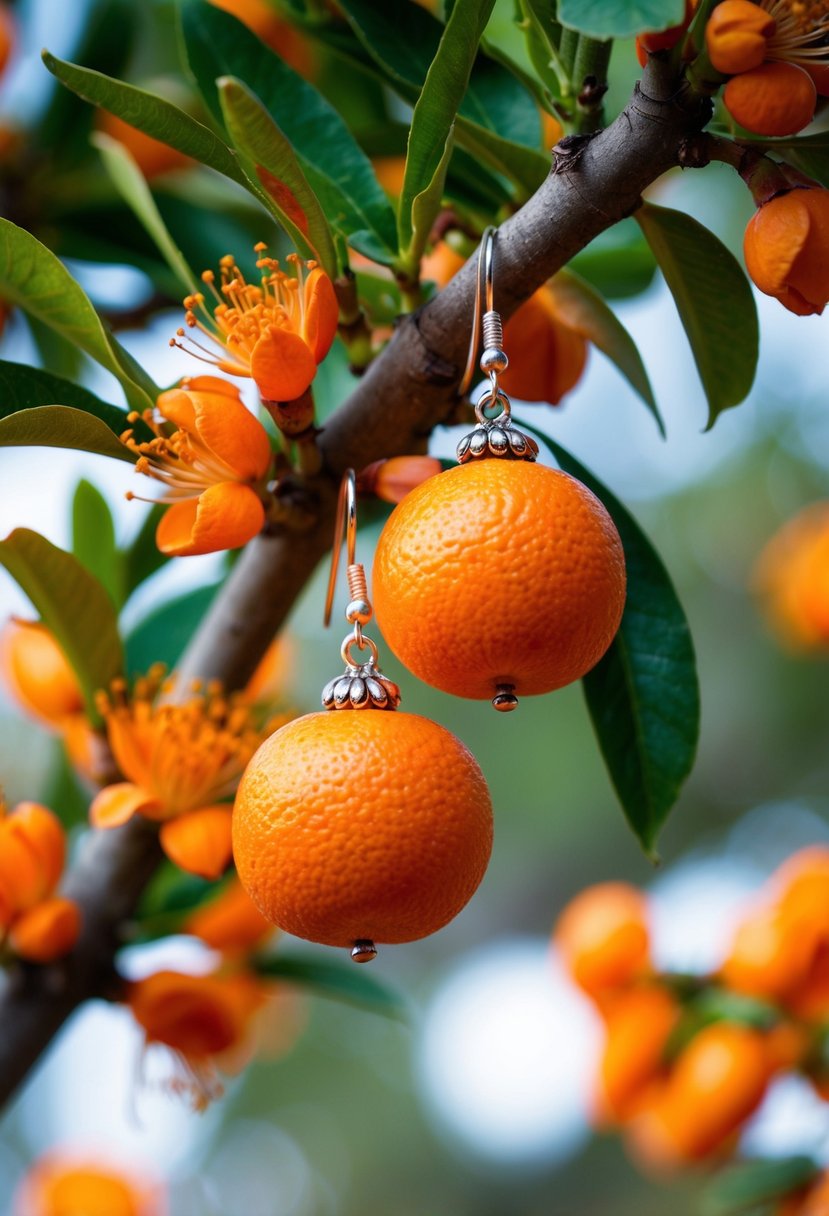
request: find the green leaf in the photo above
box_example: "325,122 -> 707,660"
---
0,218 -> 157,411
125,582 -> 220,675
0,529 -> 123,722
337,0 -> 548,194
42,51 -> 252,192
92,131 -> 197,297
558,0 -> 685,38
636,202 -> 758,429
518,428 -> 700,856
123,505 -> 169,599
72,480 -> 122,608
570,219 -> 658,300
217,77 -> 337,276
756,132 -> 829,188
0,359 -> 138,440
397,0 -> 496,272
179,0 -> 398,263
253,954 -> 408,1021
0,407 -> 135,463
550,269 -> 663,433
701,1158 -> 820,1216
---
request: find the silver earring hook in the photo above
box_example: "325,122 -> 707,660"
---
458,227 -> 509,405
323,468 -> 359,627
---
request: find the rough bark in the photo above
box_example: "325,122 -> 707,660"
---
0,60 -> 711,1109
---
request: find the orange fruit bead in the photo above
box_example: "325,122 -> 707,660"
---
232,711 -> 493,949
555,881 -> 650,997
372,461 -> 625,703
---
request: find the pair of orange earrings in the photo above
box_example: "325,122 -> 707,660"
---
233,230 -> 627,962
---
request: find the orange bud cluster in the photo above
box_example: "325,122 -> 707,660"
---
0,801 -> 80,963
554,849 -> 829,1171
744,187 -> 829,316
706,0 -> 829,136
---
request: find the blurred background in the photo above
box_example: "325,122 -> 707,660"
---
1,0 -> 829,1212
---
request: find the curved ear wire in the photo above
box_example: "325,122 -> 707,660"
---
458,226 -> 498,399
323,468 -> 358,628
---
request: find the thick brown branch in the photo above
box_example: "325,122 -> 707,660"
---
0,61 -> 711,1109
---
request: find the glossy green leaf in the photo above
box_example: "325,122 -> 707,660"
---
701,1158 -> 820,1216
636,202 -> 758,429
217,77 -> 337,276
125,582 -> 220,675
550,269 -> 664,434
558,0 -> 685,38
253,954 -> 407,1021
397,0 -> 496,271
0,360 -> 137,440
179,0 -> 398,263
72,480 -> 122,608
0,529 -> 123,722
92,131 -> 197,296
0,407 -> 135,463
0,218 -> 157,411
123,505 -> 169,599
337,0 -> 548,194
570,219 -> 657,300
518,428 -> 699,856
42,51 -> 252,191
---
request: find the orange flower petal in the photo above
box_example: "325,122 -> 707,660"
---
89,783 -> 163,829
724,61 -> 816,137
0,619 -> 84,726
250,326 -> 317,401
155,387 -> 197,432
0,803 -> 65,912
745,192 -> 811,296
10,897 -> 81,963
155,483 -> 265,557
185,876 -> 273,952
159,806 -> 233,878
705,0 -> 774,75
302,267 -> 339,363
191,387 -> 272,481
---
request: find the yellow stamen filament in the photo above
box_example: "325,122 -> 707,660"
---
170,244 -> 320,378
763,0 -> 829,60
97,674 -> 262,817
120,405 -> 250,505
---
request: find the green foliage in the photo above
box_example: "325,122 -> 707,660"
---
570,219 -> 658,300
637,203 -> 759,429
0,530 -> 124,723
122,505 -> 169,600
761,133 -> 829,189
72,480 -> 121,607
558,0 -> 685,38
549,269 -> 663,433
397,0 -> 497,276
335,0 -> 548,195
701,1158 -> 821,1216
125,582 -> 221,675
217,77 -> 338,275
92,131 -> 198,295
253,954 -> 408,1021
519,427 -> 700,856
0,219 -> 158,411
179,0 -> 398,264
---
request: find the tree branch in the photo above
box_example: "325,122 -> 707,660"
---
0,61 -> 711,1109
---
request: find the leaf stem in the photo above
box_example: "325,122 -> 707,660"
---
572,36 -> 613,134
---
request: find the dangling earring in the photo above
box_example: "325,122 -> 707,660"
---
232,470 -> 493,964
372,228 -> 627,711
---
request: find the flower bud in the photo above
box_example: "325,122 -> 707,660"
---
0,802 -> 65,913
9,897 -> 81,963
744,188 -> 829,316
360,456 -> 443,504
705,0 -> 775,74
724,60 -> 816,136
0,619 -> 84,726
